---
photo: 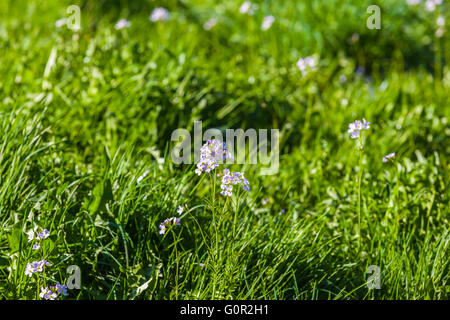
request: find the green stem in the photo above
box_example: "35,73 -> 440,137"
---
357,138 -> 363,250
171,229 -> 179,299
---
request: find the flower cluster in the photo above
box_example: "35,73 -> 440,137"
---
25,260 -> 50,277
425,0 -> 443,12
436,15 -> 445,37
203,18 -> 217,31
382,153 -> 396,163
150,7 -> 170,22
239,1 -> 257,15
262,15 -> 275,31
115,19 -> 131,30
159,217 -> 181,235
296,56 -> 317,76
220,169 -> 250,197
39,283 -> 68,300
177,204 -> 187,215
195,139 -> 231,175
347,119 -> 370,139
27,228 -> 50,251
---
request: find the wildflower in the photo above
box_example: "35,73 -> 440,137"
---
425,0 -> 436,11
25,263 -> 34,277
115,19 -> 131,30
177,204 -> 187,215
350,33 -> 360,44
195,140 -> 232,175
220,169 -> 250,197
437,16 -> 445,27
159,217 -> 181,235
33,243 -> 41,251
261,198 -> 269,205
199,263 -> 205,267
150,8 -> 170,22
436,28 -> 445,37
382,153 -> 396,163
56,283 -> 68,296
406,0 -> 420,4
355,66 -> 365,76
203,18 -> 217,31
347,119 -> 370,139
40,287 -> 58,300
261,15 -> 275,31
239,1 -> 256,15
37,229 -> 50,240
26,230 -> 34,242
24,260 -> 50,277
296,56 -> 317,76
55,18 -> 66,28
137,169 -> 150,184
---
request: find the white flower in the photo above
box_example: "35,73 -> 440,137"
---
150,7 -> 169,22
347,119 -> 370,139
261,15 -> 275,31
26,230 -> 34,242
55,18 -> 66,28
406,0 -> 420,5
435,28 -> 444,37
137,169 -> 150,184
239,1 -> 257,15
382,153 -> 396,163
177,204 -> 187,215
437,16 -> 445,27
425,0 -> 436,11
296,56 -> 317,75
115,19 -> 131,30
203,18 -> 217,31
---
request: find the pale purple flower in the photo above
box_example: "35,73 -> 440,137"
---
150,7 -> 169,22
437,16 -> 445,27
24,260 -> 50,277
40,287 -> 58,300
347,119 -> 370,139
296,56 -> 317,75
25,263 -> 34,277
177,204 -> 187,215
55,18 -> 66,28
425,0 -> 436,11
262,15 -> 275,31
115,19 -> 131,30
56,283 -> 68,296
195,140 -> 232,175
199,263 -> 205,267
220,169 -> 250,197
37,229 -> 50,240
159,217 -> 181,235
239,1 -> 256,15
382,153 -> 396,163
203,18 -> 217,31
33,243 -> 41,251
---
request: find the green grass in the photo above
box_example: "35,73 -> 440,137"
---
0,0 -> 448,300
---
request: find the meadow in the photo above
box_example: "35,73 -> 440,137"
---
0,0 -> 448,300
